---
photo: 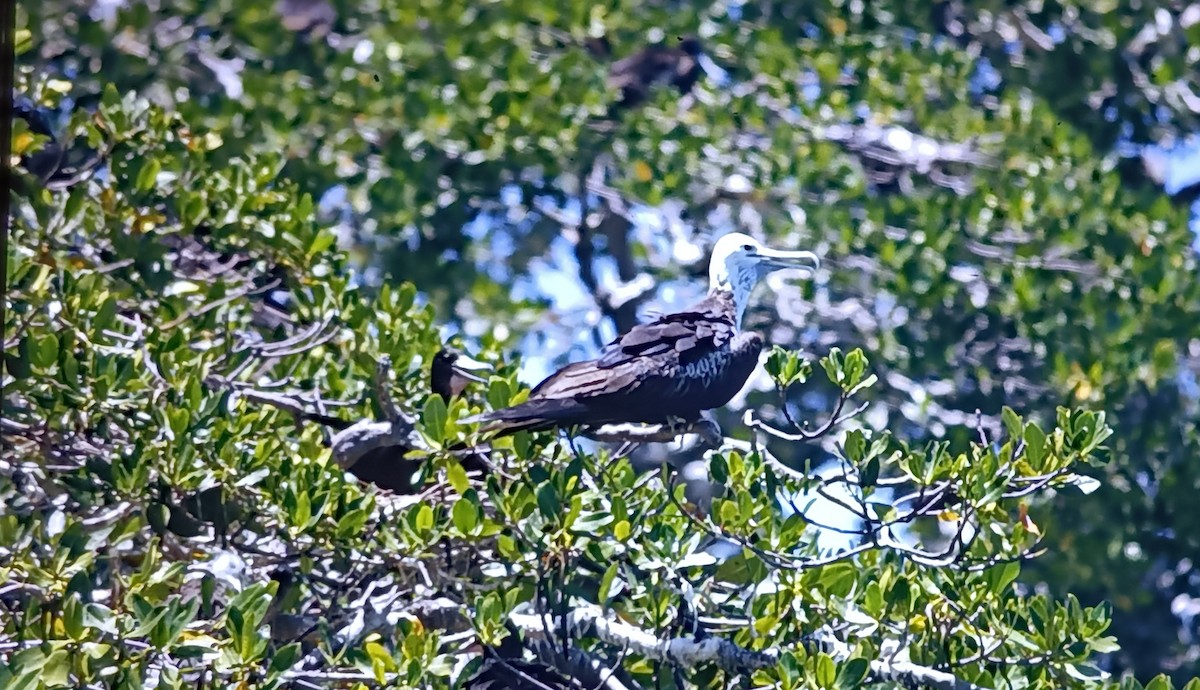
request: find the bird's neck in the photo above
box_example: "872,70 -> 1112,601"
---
708,270 -> 756,329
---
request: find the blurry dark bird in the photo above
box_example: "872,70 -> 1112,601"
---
430,347 -> 492,400
11,92 -> 106,191
463,655 -> 578,690
155,226 -> 295,330
464,233 -> 819,437
606,34 -> 704,114
343,347 -> 491,493
463,624 -> 588,690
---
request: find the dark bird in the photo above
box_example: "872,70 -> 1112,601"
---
12,92 -> 106,192
342,347 -> 491,493
463,655 -> 578,690
465,233 -> 819,437
429,347 -> 492,400
606,34 -> 704,114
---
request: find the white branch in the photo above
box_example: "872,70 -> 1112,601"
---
510,605 -> 992,690
583,418 -> 724,448
511,604 -> 777,671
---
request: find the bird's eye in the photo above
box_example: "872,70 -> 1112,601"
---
742,244 -> 755,252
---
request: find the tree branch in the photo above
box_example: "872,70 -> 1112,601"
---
511,605 -> 992,689
583,418 -> 724,449
511,604 -> 778,672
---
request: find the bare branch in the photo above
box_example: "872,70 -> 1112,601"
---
742,401 -> 868,443
512,605 -> 778,672
583,418 -> 723,449
512,605 -> 992,690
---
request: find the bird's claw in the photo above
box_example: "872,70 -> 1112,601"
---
664,416 -> 692,435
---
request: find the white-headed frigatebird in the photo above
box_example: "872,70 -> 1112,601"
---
465,232 -> 819,437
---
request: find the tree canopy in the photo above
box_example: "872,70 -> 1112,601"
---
6,1 -> 1200,689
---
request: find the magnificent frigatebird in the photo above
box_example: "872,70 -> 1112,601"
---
12,92 -> 106,192
335,347 -> 492,492
606,34 -> 704,114
466,233 -> 819,436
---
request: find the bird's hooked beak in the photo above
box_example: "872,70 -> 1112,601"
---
449,353 -> 492,383
757,246 -> 820,276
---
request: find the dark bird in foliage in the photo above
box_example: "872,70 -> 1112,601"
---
463,655 -> 578,690
429,347 -> 493,400
343,347 -> 491,492
465,233 -> 819,437
11,92 -> 106,191
606,34 -> 704,114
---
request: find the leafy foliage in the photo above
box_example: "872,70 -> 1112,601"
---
8,0 -> 1200,688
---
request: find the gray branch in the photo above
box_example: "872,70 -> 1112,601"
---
511,604 -> 778,672
511,605 -> 991,689
583,418 -> 724,449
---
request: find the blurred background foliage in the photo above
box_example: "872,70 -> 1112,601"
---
7,0 -> 1200,686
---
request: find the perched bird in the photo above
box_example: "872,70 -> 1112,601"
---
465,233 -> 819,437
338,347 -> 491,493
463,655 -> 578,690
429,347 -> 492,400
12,92 -> 106,192
606,34 -> 704,114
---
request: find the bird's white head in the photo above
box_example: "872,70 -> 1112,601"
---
708,232 -> 820,327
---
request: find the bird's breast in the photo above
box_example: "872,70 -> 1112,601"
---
677,348 -> 734,388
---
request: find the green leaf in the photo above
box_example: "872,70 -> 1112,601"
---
296,192 -> 314,220
422,394 -> 448,445
486,379 -> 512,411
335,507 -> 370,540
886,578 -> 911,612
814,652 -> 836,687
860,456 -> 879,488
414,504 -> 434,534
267,642 -> 302,675
765,346 -> 789,380
33,333 -> 59,368
1001,406 -> 1022,439
598,563 -> 619,603
63,592 -> 86,641
862,581 -> 883,617
843,430 -> 866,462
614,520 -> 630,541
842,348 -> 866,389
1023,422 -> 1047,471
137,157 -> 162,192
452,498 -> 478,534
835,657 -> 869,689
847,373 -> 877,396
710,453 -> 728,484
987,561 -> 1021,595
306,229 -> 336,259
820,347 -> 844,386
447,461 -> 470,494
536,482 -> 560,520
42,649 -> 70,686
294,491 -> 311,527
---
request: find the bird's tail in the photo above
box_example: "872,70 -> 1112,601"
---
461,398 -> 590,437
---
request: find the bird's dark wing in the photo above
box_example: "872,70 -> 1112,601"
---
526,306 -> 734,401
594,311 -> 732,369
